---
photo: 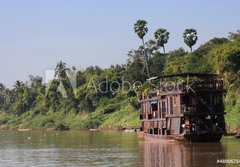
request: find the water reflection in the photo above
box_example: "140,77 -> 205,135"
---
140,140 -> 227,167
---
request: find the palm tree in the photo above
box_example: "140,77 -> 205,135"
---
183,29 -> 198,52
12,81 -> 24,116
13,80 -> 24,93
0,83 -> 6,108
0,83 -> 5,92
134,19 -> 150,78
55,61 -> 69,79
154,28 -> 170,54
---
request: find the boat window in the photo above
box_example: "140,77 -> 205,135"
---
162,101 -> 166,118
162,102 -> 166,112
151,103 -> 158,111
181,95 -> 190,106
170,97 -> 173,115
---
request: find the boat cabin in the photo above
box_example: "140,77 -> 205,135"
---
139,73 -> 226,142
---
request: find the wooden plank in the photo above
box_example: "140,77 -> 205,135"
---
171,118 -> 181,134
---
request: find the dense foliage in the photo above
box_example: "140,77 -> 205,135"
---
0,30 -> 239,131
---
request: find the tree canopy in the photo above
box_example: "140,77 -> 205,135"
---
183,28 -> 198,52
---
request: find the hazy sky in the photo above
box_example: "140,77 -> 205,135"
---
0,0 -> 239,87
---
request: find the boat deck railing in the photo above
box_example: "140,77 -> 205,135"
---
141,80 -> 223,100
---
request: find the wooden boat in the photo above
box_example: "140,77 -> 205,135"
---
139,73 -> 226,142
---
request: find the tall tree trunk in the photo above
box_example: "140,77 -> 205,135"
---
190,46 -> 192,53
163,45 -> 166,54
142,38 -> 150,78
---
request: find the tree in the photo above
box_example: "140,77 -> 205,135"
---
13,80 -> 24,93
163,48 -> 188,74
154,28 -> 170,54
12,81 -> 25,116
126,49 -> 146,82
211,41 -> 240,86
0,83 -> 6,108
29,75 -> 42,88
145,39 -> 159,58
54,61 -> 70,79
148,54 -> 165,77
183,29 -> 198,52
134,19 -> 150,78
228,30 -> 240,41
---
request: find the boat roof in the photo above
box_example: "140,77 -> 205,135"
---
156,72 -> 219,79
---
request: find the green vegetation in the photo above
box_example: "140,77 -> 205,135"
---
0,22 -> 239,131
154,28 -> 170,54
183,28 -> 198,52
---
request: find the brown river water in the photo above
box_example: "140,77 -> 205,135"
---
0,131 -> 239,167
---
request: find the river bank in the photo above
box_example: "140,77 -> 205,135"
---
0,102 -> 141,132
0,124 -> 141,132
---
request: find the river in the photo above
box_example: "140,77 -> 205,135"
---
0,131 -> 239,167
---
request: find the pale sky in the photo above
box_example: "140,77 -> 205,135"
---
0,0 -> 239,87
